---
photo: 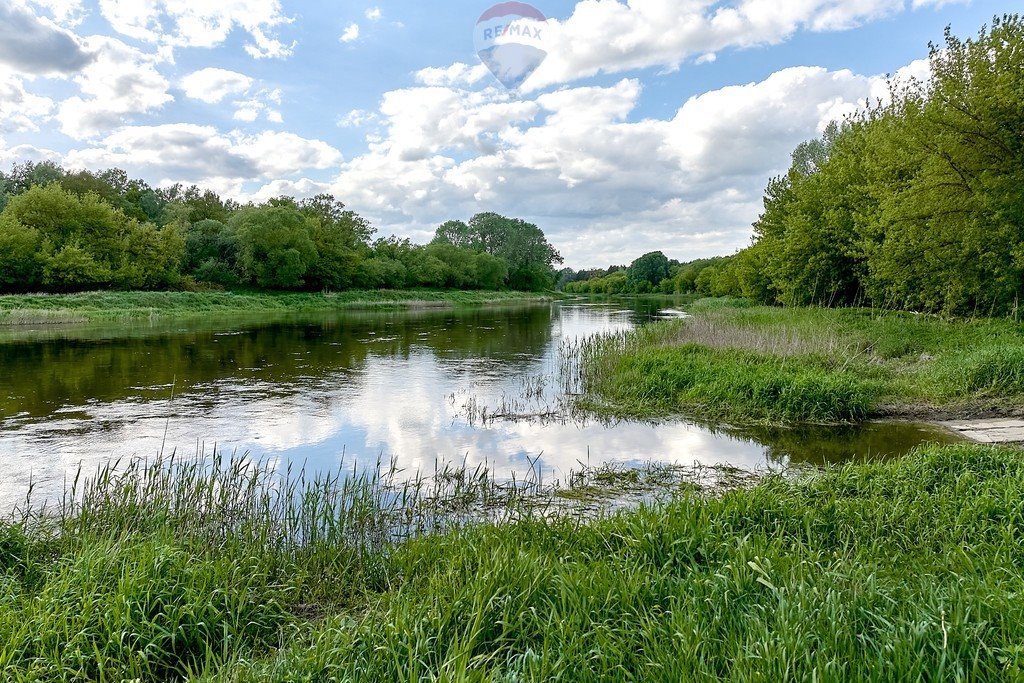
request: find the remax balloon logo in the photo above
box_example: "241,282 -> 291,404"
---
474,2 -> 548,90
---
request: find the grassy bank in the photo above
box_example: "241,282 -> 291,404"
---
575,298 -> 1024,424
2,445 -> 1024,680
0,290 -> 552,325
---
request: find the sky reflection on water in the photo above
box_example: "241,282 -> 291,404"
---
0,300 -> 959,506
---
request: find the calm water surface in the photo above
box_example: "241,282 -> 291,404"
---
0,300 -> 958,506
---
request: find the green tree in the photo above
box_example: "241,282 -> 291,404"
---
1,184 -> 183,292
627,251 -> 671,287
231,206 -> 318,289
0,216 -> 41,290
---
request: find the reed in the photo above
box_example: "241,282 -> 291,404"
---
206,444 -> 1024,681
4,445 -> 1023,679
569,298 -> 1024,424
0,290 -> 552,326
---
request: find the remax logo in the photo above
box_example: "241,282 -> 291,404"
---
474,2 -> 548,90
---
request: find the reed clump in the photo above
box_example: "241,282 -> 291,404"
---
0,290 -> 551,326
3,446 -> 1024,679
570,298 -> 1024,424
207,444 -> 1024,681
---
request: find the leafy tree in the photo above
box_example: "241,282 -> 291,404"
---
432,213 -> 562,290
231,206 -> 318,290
742,14 -> 1024,315
42,244 -> 110,291
183,219 -> 236,273
627,251 -> 671,287
432,220 -> 473,249
356,257 -> 407,289
1,184 -> 183,292
473,252 -> 508,290
0,215 -> 41,291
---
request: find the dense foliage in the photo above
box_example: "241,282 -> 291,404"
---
0,165 -> 562,294
565,17 -> 1024,316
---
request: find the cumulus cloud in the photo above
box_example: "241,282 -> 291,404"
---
180,67 -> 253,104
63,123 -> 342,188
0,1 -> 92,75
365,7 -> 382,21
340,23 -> 360,43
232,131 -> 342,175
326,63 -> 903,266
0,136 -> 62,166
0,67 -> 55,132
56,36 -> 173,139
232,87 -> 282,124
512,0 -> 965,90
96,0 -> 295,59
414,62 -> 491,88
338,109 -> 378,128
27,0 -> 87,26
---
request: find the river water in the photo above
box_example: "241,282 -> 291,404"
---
0,299 -> 959,507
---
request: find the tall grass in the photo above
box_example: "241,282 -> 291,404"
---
571,298 -> 1024,424
0,453 -> 755,681
0,290 -> 552,326
0,454 -> 560,681
4,446 -> 1024,679
206,444 -> 1024,681
570,321 -> 875,423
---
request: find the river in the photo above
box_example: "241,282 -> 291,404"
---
0,298 -> 959,507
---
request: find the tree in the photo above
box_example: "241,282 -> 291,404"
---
0,215 -> 41,291
231,206 -> 318,289
0,184 -> 183,293
300,196 -> 371,291
432,220 -> 473,249
627,251 -> 671,287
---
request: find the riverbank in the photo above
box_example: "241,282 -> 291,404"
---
0,290 -> 553,325
1,445 -> 1023,679
575,298 -> 1024,425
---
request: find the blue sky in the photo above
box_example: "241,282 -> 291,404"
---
0,0 -> 1010,267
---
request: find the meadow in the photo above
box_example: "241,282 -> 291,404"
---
0,290 -> 551,326
1,445 -> 1023,680
574,298 -> 1024,424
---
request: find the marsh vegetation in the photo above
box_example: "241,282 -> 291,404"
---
2,444 -> 1023,680
574,298 -> 1024,424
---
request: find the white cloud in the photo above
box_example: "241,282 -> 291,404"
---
414,62 -> 490,88
0,136 -> 62,166
365,7 -> 382,21
340,23 -> 360,43
63,123 -> 341,188
231,87 -> 283,124
232,131 -> 342,176
0,67 -> 54,132
27,0 -> 87,26
489,0 -> 967,91
180,67 -> 253,104
338,109 -> 377,128
96,0 -> 295,59
56,36 -> 173,139
325,62 -> 906,266
0,1 -> 92,75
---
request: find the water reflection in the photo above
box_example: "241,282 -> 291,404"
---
0,299 -> 959,507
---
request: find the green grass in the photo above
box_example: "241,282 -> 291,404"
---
572,298 -> 1024,424
0,290 -> 552,325
4,445 -> 1024,680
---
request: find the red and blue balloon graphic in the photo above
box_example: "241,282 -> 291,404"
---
474,2 -> 548,90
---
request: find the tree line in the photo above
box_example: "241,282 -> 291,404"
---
560,252 -> 734,296
0,164 -> 562,294
562,16 -> 1024,316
